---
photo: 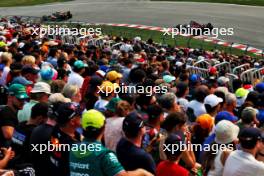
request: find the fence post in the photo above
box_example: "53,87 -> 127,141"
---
245,44 -> 250,55
229,42 -> 234,55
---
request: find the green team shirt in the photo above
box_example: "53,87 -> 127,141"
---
69,139 -> 124,176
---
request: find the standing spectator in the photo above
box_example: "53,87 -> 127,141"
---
116,111 -> 156,174
223,127 -> 264,176
18,82 -> 51,122
0,84 -> 28,147
67,60 -> 87,88
0,52 -> 12,86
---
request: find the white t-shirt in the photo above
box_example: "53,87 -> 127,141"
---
94,99 -> 109,112
0,66 -> 10,86
67,71 -> 84,88
187,100 -> 206,117
104,117 -> 125,152
120,43 -> 133,53
223,150 -> 264,176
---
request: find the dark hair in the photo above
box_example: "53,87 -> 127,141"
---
83,125 -> 105,140
205,104 -> 219,114
176,82 -> 188,98
31,102 -> 49,119
245,91 -> 259,106
48,47 -> 58,57
195,86 -> 209,102
214,91 -> 225,108
136,94 -> 153,109
161,112 -> 187,132
147,104 -> 163,122
233,79 -> 242,92
129,67 -> 146,84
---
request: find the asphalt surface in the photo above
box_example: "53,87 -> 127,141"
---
0,0 -> 263,48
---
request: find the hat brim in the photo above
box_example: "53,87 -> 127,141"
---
15,93 -> 29,99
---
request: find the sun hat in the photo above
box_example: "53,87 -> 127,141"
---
215,120 -> 239,144
30,82 -> 51,94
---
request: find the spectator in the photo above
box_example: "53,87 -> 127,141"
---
0,84 -> 28,147
223,127 -> 264,176
69,109 -> 153,176
18,82 -> 51,122
116,111 -> 156,174
67,60 -> 87,88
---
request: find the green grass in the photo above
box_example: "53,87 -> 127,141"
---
151,0 -> 264,6
0,0 -> 70,7
44,22 -> 263,59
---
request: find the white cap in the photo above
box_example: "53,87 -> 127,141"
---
96,70 -> 106,77
31,82 -> 51,94
48,93 -> 71,103
175,61 -> 183,67
215,120 -> 239,144
204,94 -> 223,108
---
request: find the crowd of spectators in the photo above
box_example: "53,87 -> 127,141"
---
0,17 -> 263,176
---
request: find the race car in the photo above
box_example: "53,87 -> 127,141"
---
42,11 -> 72,22
175,21 -> 214,36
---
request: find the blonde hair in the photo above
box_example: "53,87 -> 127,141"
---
116,100 -> 132,117
1,52 -> 12,65
62,84 -> 79,99
22,55 -> 36,66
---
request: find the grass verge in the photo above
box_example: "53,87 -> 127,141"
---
0,0 -> 70,7
44,22 -> 263,58
151,0 -> 264,6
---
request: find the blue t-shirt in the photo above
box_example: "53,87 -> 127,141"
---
116,138 -> 156,174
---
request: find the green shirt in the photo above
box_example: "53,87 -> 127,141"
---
69,139 -> 124,176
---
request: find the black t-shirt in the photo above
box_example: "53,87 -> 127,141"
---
30,123 -> 54,176
116,138 -> 156,174
10,122 -> 36,166
0,106 -> 18,147
48,126 -> 81,176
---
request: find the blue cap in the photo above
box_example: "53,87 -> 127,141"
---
12,76 -> 33,86
189,74 -> 200,83
215,111 -> 238,123
255,82 -> 264,93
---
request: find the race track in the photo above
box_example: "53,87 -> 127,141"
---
0,0 -> 263,49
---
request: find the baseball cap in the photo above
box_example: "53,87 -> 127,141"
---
209,67 -> 217,75
123,111 -> 144,135
215,111 -> 238,123
255,82 -> 264,93
163,75 -> 176,84
235,88 -> 249,98
8,83 -> 29,99
196,114 -> 214,130
241,107 -> 258,122
99,81 -> 119,94
21,65 -> 39,75
106,97 -> 122,112
82,109 -> 105,130
40,65 -> 54,81
215,120 -> 239,144
30,82 -> 51,94
239,127 -> 262,143
189,74 -> 200,83
56,103 -> 82,125
204,94 -> 223,108
217,76 -> 229,86
73,60 -> 88,69
12,76 -> 33,86
106,70 -> 123,82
